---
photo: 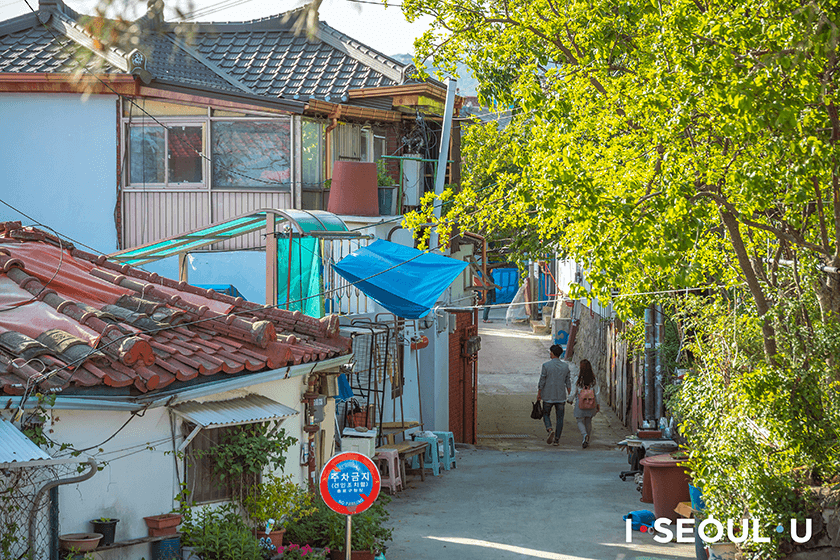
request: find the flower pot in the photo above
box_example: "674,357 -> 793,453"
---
59,533 -> 102,552
329,550 -> 375,560
144,513 -> 183,537
182,545 -> 200,560
90,518 -> 119,546
256,528 -> 285,549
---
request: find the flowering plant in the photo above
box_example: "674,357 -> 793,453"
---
277,543 -> 329,559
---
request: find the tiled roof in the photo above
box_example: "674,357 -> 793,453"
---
0,4 -> 412,104
0,13 -> 122,75
0,222 -> 352,397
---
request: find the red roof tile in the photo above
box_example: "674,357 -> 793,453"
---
0,222 -> 351,396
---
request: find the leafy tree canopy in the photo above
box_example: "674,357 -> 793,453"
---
402,0 -> 840,362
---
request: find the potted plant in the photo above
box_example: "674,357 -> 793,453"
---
143,513 -> 183,537
179,503 -> 262,560
90,517 -> 119,546
243,474 -> 315,548
376,159 -> 398,216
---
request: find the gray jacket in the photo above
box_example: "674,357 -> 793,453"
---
538,358 -> 571,402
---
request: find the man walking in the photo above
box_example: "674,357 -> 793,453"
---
537,344 -> 571,445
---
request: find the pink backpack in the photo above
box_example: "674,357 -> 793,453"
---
579,385 -> 597,410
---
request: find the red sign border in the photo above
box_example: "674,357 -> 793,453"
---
319,452 -> 381,515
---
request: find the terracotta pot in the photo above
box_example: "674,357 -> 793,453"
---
329,550 -> 375,560
256,528 -> 285,549
59,533 -> 102,552
143,513 -> 182,537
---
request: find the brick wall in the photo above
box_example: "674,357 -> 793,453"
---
449,311 -> 477,443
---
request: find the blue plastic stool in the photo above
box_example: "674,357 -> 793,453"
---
432,431 -> 456,470
410,434 -> 441,476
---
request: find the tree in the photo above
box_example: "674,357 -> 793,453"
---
401,0 -> 840,366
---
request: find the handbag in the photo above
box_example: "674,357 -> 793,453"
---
531,399 -> 544,420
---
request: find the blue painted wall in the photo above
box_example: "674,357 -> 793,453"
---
0,93 -> 119,253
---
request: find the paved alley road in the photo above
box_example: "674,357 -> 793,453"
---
385,308 -> 695,560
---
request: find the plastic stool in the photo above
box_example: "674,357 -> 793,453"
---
373,449 -> 402,494
432,431 -> 456,470
410,434 -> 440,476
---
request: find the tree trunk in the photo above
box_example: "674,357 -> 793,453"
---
719,209 -> 778,364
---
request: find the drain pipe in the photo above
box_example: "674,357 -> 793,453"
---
28,458 -> 98,559
303,368 -> 321,492
655,304 -> 665,421
644,305 -> 655,425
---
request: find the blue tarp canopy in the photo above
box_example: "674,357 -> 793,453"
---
332,240 -> 468,319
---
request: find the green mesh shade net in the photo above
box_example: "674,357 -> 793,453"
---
277,238 -> 323,317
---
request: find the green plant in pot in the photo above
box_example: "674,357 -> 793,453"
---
178,502 -> 262,560
243,473 -> 315,548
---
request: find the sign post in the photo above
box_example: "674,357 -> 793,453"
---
319,452 -> 381,560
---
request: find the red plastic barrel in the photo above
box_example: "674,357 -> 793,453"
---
327,161 -> 378,216
640,454 -> 691,521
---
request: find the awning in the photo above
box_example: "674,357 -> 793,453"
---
332,240 -> 468,319
171,394 -> 298,452
0,418 -> 50,465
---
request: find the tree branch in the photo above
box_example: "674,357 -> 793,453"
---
718,208 -> 778,364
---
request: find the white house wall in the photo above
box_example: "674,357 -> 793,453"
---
0,93 -> 119,252
38,374 -> 326,559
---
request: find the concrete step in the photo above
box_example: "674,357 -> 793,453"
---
531,320 -> 550,334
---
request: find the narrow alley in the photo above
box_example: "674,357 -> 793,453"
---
385,306 -> 695,560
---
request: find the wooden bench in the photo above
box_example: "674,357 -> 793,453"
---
376,440 -> 429,482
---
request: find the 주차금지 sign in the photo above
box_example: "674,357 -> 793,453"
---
319,452 -> 381,515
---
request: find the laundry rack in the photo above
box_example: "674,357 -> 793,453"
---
339,315 -> 406,445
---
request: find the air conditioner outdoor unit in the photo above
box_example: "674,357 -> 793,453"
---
401,155 -> 422,206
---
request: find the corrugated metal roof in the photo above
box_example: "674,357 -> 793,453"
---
0,417 -> 50,464
171,394 -> 298,428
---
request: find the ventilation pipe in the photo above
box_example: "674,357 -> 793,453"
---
29,458 -> 98,558
430,77 -> 457,251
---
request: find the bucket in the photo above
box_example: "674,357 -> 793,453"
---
151,536 -> 180,560
688,484 -> 706,512
378,186 -> 397,215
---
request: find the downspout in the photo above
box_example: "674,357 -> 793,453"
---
28,458 -> 98,559
302,368 -> 320,492
655,304 -> 664,421
644,305 -> 655,424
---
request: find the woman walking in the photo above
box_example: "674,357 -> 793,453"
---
567,359 -> 601,448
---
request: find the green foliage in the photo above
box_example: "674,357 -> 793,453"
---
376,159 -> 396,187
671,291 -> 840,558
242,474 -> 315,529
402,0 -> 840,328
276,543 -> 329,560
177,499 -> 262,560
283,494 -> 393,555
193,423 -> 296,496
321,496 -> 393,555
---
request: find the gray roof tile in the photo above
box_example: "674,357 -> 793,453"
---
0,5 -> 413,104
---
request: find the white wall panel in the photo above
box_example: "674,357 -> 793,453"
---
0,93 -> 118,253
211,191 -> 291,250
123,191 -> 210,248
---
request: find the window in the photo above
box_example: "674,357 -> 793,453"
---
212,121 -> 291,189
184,424 -> 260,504
128,124 -> 204,187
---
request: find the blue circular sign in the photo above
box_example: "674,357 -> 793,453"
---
319,452 -> 381,515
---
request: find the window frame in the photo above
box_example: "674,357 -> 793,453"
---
126,119 -> 208,190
